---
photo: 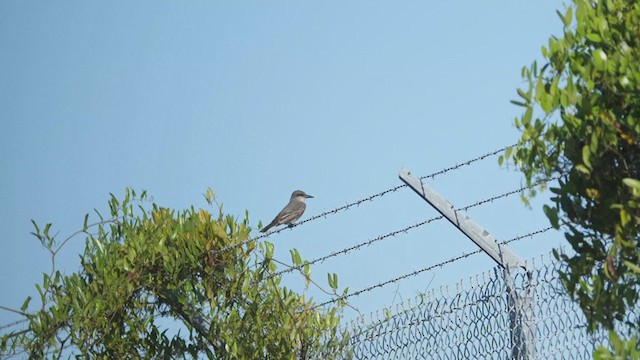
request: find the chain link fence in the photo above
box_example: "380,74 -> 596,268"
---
325,254 -> 637,359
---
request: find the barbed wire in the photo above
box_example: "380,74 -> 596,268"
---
311,226 -> 554,310
214,144 -> 515,256
296,144 -> 514,228
269,177 -> 552,280
417,145 -> 514,180
0,318 -> 28,331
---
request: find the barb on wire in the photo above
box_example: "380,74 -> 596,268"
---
270,177 -> 553,280
214,145 -> 515,256
312,226 -> 554,310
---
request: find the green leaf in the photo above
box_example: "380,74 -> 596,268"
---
290,249 -> 302,266
384,308 -> 391,320
327,273 -> 337,290
303,263 -> 311,286
563,6 -> 573,27
505,146 -> 513,160
586,33 -> 602,43
535,78 -> 546,108
522,107 -> 533,125
593,345 -> 615,360
203,187 -> 216,205
510,100 -> 528,107
575,164 -> 590,174
590,131 -> 599,153
623,178 -> 640,191
543,205 -> 560,229
20,296 -> 32,312
555,9 -> 564,23
593,49 -> 608,70
516,88 -> 531,102
265,241 -> 274,259
94,208 -> 104,221
44,223 -> 52,239
83,213 -> 89,231
31,220 -> 40,236
624,261 -> 640,275
620,209 -> 631,227
35,283 -> 45,304
498,155 -> 504,166
582,145 -> 592,169
609,330 -> 623,353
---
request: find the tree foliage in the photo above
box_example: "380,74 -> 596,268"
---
0,189 -> 350,359
506,0 -> 640,354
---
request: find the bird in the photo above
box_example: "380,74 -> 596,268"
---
260,190 -> 314,233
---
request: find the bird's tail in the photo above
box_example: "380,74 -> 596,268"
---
260,220 -> 277,233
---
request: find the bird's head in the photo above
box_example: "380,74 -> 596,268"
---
291,190 -> 313,202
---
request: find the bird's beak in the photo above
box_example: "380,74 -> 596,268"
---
306,194 -> 314,198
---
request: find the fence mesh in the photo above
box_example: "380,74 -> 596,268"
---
323,254 -> 638,359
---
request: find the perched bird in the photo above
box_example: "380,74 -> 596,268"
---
260,190 -> 314,233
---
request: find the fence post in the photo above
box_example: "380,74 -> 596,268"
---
504,267 -> 536,359
399,168 -> 535,359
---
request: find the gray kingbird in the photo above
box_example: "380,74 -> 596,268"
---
260,190 -> 314,233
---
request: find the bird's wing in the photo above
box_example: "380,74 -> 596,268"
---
260,201 -> 307,233
276,201 -> 306,224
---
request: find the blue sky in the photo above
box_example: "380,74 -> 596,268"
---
1,1 -> 564,331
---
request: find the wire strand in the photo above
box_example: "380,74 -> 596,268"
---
0,318 -> 28,331
312,226 -> 554,310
